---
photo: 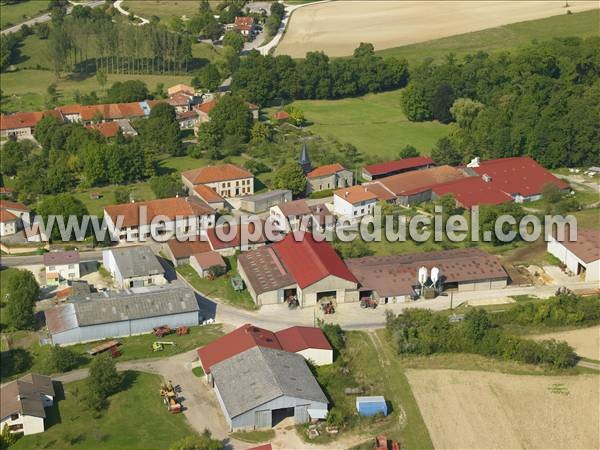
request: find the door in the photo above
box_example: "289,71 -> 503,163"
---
133,279 -> 145,288
294,404 -> 310,424
254,409 -> 271,429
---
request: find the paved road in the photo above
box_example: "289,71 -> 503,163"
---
0,250 -> 104,267
113,0 -> 150,25
1,1 -> 104,35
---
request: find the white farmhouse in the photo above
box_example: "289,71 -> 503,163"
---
0,374 -> 55,436
547,228 -> 600,282
43,251 -> 81,286
333,185 -> 378,218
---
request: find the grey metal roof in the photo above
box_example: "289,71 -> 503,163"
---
211,346 -> 328,418
240,189 -> 292,203
45,287 -> 199,331
109,246 -> 164,279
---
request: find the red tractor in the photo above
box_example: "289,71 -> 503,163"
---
360,297 -> 378,309
153,326 -> 172,338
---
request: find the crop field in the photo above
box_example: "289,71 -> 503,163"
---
406,369 -> 600,450
377,9 -> 600,64
533,325 -> 600,361
276,1 -> 599,57
288,90 -> 449,159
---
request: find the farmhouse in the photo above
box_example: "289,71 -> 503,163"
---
547,228 -> 600,282
212,346 -> 328,430
346,248 -> 508,303
164,238 -> 212,266
0,200 -> 31,236
238,189 -> 292,214
102,246 -> 166,289
182,164 -> 254,199
0,110 -> 61,140
237,232 -> 358,307
43,251 -> 81,286
204,221 -> 269,256
332,185 -> 379,218
362,156 -> 435,181
176,110 -> 200,131
234,16 -> 255,36
45,286 -> 199,345
306,163 -> 354,194
465,156 -> 569,202
270,198 -> 312,232
103,196 -> 215,243
0,373 -> 55,436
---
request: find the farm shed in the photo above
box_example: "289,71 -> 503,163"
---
190,251 -> 227,278
346,248 -> 508,302
102,246 -> 166,289
356,396 -> 388,417
362,156 -> 435,180
211,346 -> 328,430
44,286 -> 200,345
238,189 -> 292,213
547,228 -> 600,282
164,238 -> 212,266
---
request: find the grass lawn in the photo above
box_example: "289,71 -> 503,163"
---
0,70 -> 193,113
285,90 -> 449,159
68,181 -> 155,217
12,371 -> 197,450
377,9 -> 600,65
230,429 -> 275,444
312,331 -> 433,449
123,0 -> 218,24
572,207 -> 600,230
0,0 -> 50,30
176,259 -> 258,311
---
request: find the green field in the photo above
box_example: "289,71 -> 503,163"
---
12,372 -> 196,450
378,9 -> 600,64
0,0 -> 51,30
123,0 -> 220,24
287,90 -> 449,159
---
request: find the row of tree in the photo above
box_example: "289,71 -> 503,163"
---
404,37 -> 600,168
386,308 -> 578,368
230,43 -> 409,104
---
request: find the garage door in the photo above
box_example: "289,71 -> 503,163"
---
255,409 -> 271,428
133,279 -> 145,288
294,404 -> 309,424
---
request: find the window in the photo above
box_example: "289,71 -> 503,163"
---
10,414 -> 19,421
68,264 -> 74,269
48,266 -> 55,271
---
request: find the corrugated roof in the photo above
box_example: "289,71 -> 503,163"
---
0,374 -> 54,420
273,232 -> 357,289
46,286 -> 199,331
471,157 -> 569,197
363,156 -> 435,177
211,346 -> 328,418
432,176 -> 513,209
107,246 -> 164,279
376,165 -> 466,197
347,248 -> 507,297
553,228 -> 600,264
238,246 -> 296,295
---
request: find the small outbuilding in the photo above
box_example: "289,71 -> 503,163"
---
190,251 -> 227,278
356,396 -> 388,417
239,189 -> 292,213
102,246 -> 166,288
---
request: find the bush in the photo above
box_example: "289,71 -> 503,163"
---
42,345 -> 85,373
308,189 -> 334,199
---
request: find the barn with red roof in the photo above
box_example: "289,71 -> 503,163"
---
237,232 -> 359,307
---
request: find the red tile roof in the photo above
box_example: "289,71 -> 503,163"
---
193,184 -> 224,203
166,239 -> 212,259
177,110 -> 199,121
376,165 -> 465,196
307,163 -> 347,179
471,157 -> 569,197
273,232 -> 357,288
168,84 -> 195,97
275,326 -> 332,353
432,176 -> 513,209
197,323 -> 281,373
364,156 -> 435,177
196,323 -> 331,373
196,99 -> 217,114
191,251 -> 226,269
0,199 -> 29,212
104,197 -> 213,228
248,445 -> 272,450
86,121 -> 120,138
0,209 -> 18,223
182,164 -> 252,185
0,111 -> 44,130
205,221 -> 268,250
334,185 -> 379,204
234,16 -> 254,31
272,110 -> 290,120
168,94 -> 191,106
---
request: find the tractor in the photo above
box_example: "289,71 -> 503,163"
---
153,341 -> 175,352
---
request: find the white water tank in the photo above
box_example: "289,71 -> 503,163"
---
431,267 -> 440,284
418,266 -> 428,285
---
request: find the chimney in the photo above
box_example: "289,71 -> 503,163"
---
482,174 -> 492,183
345,191 -> 349,198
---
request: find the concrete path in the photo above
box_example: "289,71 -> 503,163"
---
577,360 -> 600,371
1,1 -> 104,35
113,0 -> 150,25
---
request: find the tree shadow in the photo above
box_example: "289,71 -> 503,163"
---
45,382 -> 65,429
119,370 -> 139,392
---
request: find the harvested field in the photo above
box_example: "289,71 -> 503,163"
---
276,1 -> 599,57
533,326 -> 600,361
406,369 -> 599,449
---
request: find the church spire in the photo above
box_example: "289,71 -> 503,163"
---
299,141 -> 312,174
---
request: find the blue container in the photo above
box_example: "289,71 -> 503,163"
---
356,396 -> 388,417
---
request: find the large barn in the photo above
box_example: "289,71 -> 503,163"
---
237,232 -> 358,307
45,286 -> 200,345
547,228 -> 600,282
211,346 -> 328,430
346,248 -> 509,303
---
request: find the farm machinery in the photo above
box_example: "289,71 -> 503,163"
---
375,435 -> 401,450
320,300 -> 335,314
159,380 -> 182,414
153,341 -> 175,352
360,297 -> 378,309
153,325 -> 173,338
